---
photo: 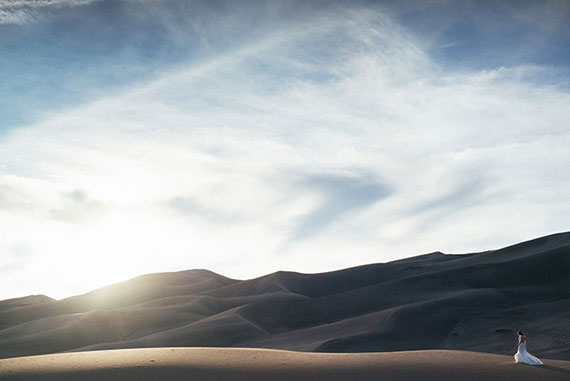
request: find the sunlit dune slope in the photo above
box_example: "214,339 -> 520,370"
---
0,232 -> 569,360
2,348 -> 570,381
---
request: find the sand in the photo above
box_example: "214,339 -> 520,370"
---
1,232 -> 569,360
1,348 -> 570,381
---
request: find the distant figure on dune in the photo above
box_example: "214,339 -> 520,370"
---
514,331 -> 543,366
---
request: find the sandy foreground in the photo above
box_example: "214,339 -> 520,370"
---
0,348 -> 569,380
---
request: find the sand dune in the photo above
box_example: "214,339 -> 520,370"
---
1,348 -> 570,381
0,232 -> 569,360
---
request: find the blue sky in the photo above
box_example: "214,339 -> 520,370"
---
1,0 -> 569,300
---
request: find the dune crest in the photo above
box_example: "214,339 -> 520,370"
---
1,348 -> 570,381
0,232 -> 569,360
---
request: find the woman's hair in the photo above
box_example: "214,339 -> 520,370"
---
518,331 -> 524,336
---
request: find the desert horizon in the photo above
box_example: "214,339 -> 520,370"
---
1,232 -> 570,379
1,232 -> 568,364
2,0 -> 570,379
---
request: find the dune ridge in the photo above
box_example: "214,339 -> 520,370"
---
1,348 -> 570,381
0,232 -> 569,360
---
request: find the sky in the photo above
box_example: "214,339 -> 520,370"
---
1,0 -> 569,300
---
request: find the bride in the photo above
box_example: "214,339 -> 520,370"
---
514,331 -> 543,365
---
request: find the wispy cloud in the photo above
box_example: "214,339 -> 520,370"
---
289,171 -> 392,240
48,189 -> 105,222
0,0 -> 100,24
0,2 -> 569,299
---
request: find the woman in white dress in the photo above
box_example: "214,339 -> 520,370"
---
514,331 -> 543,365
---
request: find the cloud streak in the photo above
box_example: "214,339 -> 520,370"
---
289,171 -> 392,241
0,1 -> 569,300
0,0 -> 100,24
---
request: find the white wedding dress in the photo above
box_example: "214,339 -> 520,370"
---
514,337 -> 543,366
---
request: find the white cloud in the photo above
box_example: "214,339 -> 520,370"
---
0,0 -> 100,24
0,6 -> 569,299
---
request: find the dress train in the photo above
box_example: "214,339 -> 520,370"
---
514,343 -> 543,365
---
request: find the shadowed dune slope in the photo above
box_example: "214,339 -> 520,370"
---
0,232 -> 569,360
1,348 -> 570,381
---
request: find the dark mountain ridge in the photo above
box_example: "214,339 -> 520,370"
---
0,232 -> 568,359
